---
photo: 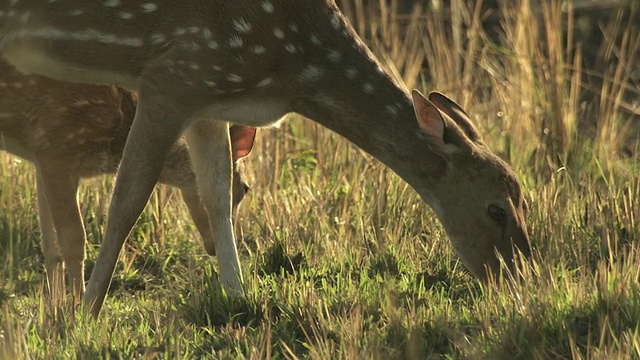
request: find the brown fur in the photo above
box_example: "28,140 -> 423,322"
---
0,60 -> 253,295
1,0 -> 530,317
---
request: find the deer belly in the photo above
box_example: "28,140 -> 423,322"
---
198,97 -> 289,128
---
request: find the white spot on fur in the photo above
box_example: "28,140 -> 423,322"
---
228,35 -> 244,48
252,45 -> 266,54
310,35 -> 322,45
363,83 -> 374,94
141,3 -> 158,12
181,40 -> 201,51
72,100 -> 91,106
285,44 -> 296,53
385,104 -> 398,115
273,28 -> 285,39
262,1 -> 274,13
201,28 -> 214,39
227,74 -> 243,83
150,33 -> 166,44
314,93 -> 341,110
118,11 -> 134,20
299,65 -> 325,82
18,11 -> 31,23
330,14 -> 342,30
326,50 -> 341,62
233,18 -> 252,33
256,78 -> 273,87
346,68 -> 358,79
103,0 -> 120,7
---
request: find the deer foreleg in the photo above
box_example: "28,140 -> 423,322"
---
83,80 -> 185,317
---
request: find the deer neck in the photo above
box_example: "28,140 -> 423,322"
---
290,86 -> 447,208
281,10 -> 448,207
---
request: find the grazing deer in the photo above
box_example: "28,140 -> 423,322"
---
0,60 -> 256,296
1,0 -> 531,317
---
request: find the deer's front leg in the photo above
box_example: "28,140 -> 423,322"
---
36,163 -> 85,297
83,83 -> 185,317
185,119 -> 244,297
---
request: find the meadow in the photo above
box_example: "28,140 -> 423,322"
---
1,0 -> 639,358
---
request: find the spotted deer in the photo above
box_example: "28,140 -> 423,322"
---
1,0 -> 531,317
0,59 -> 256,296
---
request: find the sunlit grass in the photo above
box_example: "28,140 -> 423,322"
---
1,0 -> 639,358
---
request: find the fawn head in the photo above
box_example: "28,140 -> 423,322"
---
412,91 -> 531,279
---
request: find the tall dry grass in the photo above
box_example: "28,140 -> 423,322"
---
0,0 -> 639,358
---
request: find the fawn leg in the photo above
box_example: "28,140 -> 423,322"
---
36,163 -> 85,297
180,188 -> 216,256
185,119 -> 244,297
83,86 -> 185,317
35,168 -> 64,295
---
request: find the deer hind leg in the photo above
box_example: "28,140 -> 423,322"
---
180,188 -> 216,256
184,119 -> 244,297
36,163 -> 85,298
83,80 -> 186,317
35,168 -> 64,296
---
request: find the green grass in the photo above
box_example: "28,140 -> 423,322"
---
2,1 -> 640,359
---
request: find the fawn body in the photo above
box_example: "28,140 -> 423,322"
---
0,60 -> 255,295
1,0 -> 531,317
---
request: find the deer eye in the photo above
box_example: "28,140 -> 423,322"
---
488,204 -> 507,223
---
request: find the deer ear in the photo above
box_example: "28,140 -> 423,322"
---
427,91 -> 484,145
412,90 -> 459,160
230,125 -> 256,161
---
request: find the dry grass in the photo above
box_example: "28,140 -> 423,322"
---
1,0 -> 639,358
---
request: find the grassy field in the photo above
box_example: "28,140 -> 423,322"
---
1,1 -> 639,359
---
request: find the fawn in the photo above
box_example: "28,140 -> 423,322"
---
0,59 -> 256,296
1,0 -> 531,317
